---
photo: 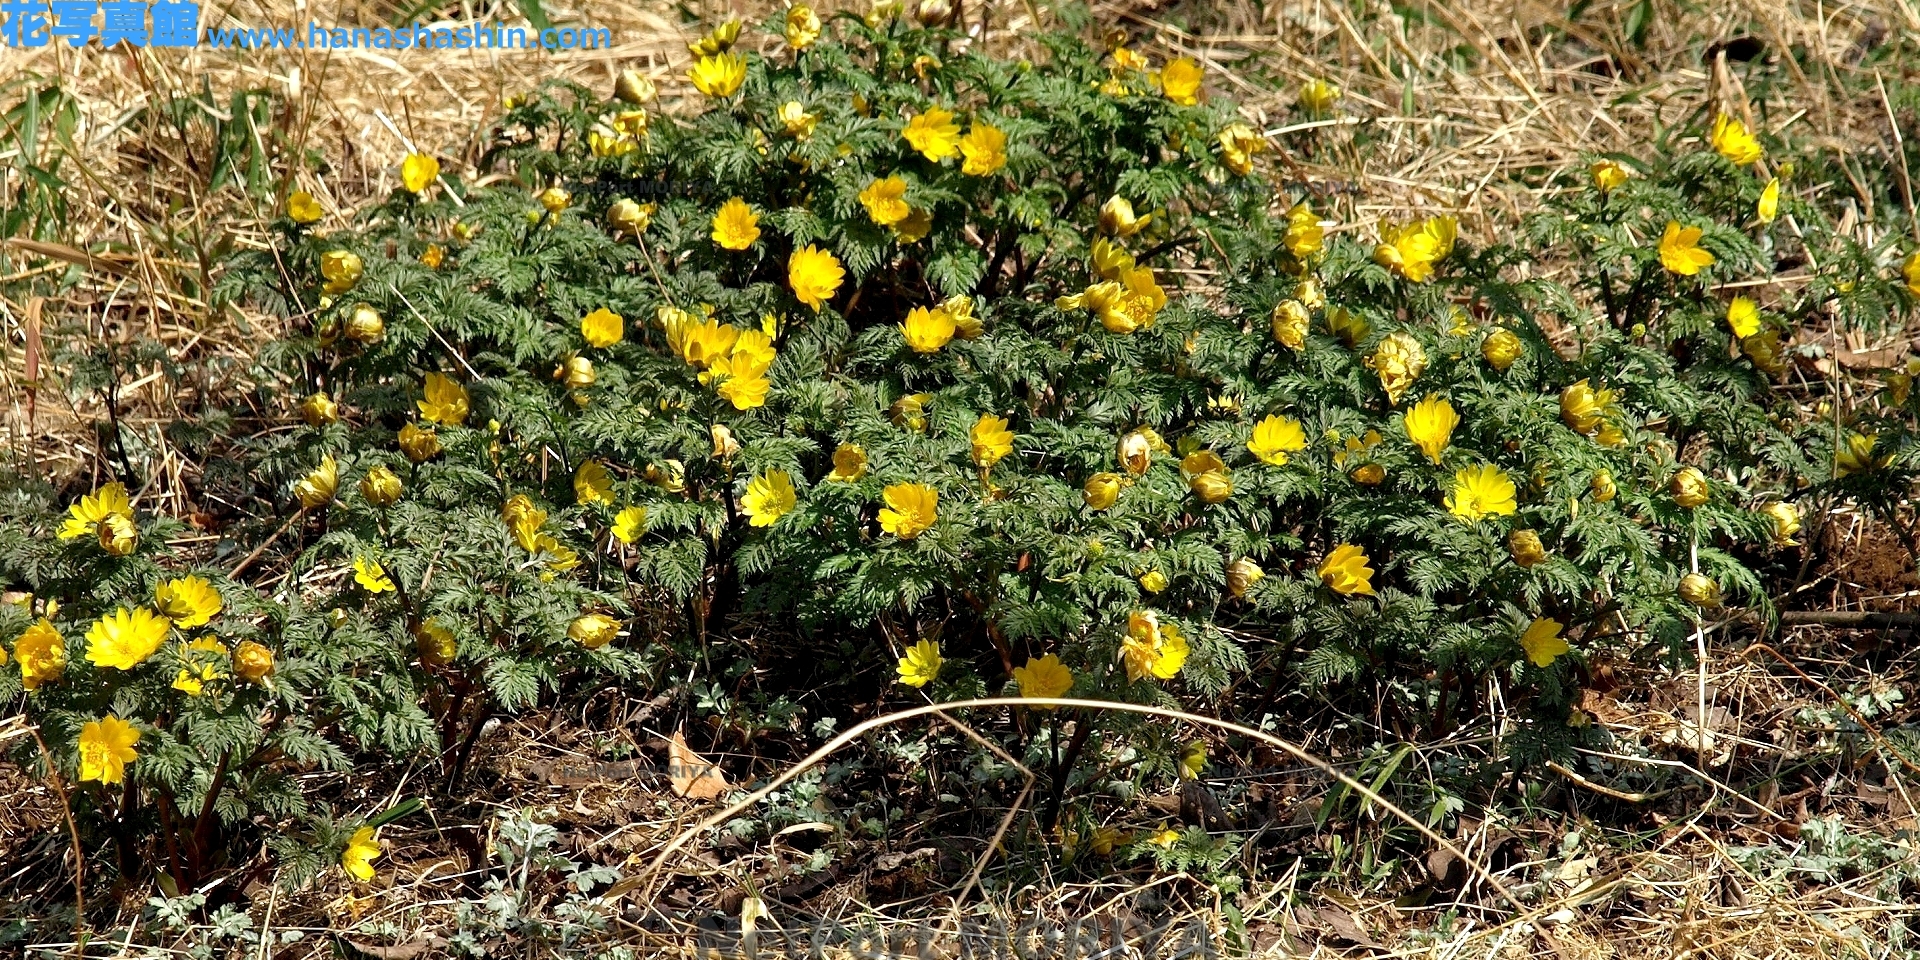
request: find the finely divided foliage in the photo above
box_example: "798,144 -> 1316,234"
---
4,3 -> 1919,893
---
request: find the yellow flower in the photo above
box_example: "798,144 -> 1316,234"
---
689,53 -> 747,98
1216,123 -> 1265,176
711,197 -> 762,250
1678,572 -> 1722,608
1298,78 -> 1338,113
288,190 -> 323,223
1403,396 -> 1458,464
1160,58 -> 1203,105
878,483 -> 938,539
1446,464 -> 1518,521
1834,432 -> 1888,477
612,506 -> 649,544
1120,611 -> 1188,681
291,455 -> 337,510
343,304 -> 385,344
900,305 -> 956,353
1317,544 -> 1375,596
400,153 -> 439,193
778,101 -> 819,138
1589,471 -> 1617,503
959,123 -> 1007,176
1150,825 -> 1181,848
537,186 -> 571,214
1658,221 -> 1715,275
689,19 -> 740,56
859,176 -> 911,226
710,423 -> 741,461
1326,306 -> 1370,348
342,826 -> 381,881
1590,159 -> 1629,192
788,245 -> 845,311
581,307 -> 624,347
355,466 -> 401,508
58,481 -> 133,541
86,606 -> 171,670
827,444 -> 869,482
1757,177 -> 1780,224
399,423 -> 441,463
418,372 -> 470,426
1559,379 -> 1616,436
1226,558 -> 1264,599
1083,472 -> 1122,510
1709,113 -> 1763,165
574,460 -> 614,505
569,614 -> 619,649
77,715 -> 140,785
232,640 -> 274,683
588,129 -> 638,157
608,198 -> 654,235
354,557 -> 396,593
903,107 -> 962,161
971,414 -> 1015,470
742,470 -> 798,527
892,207 -> 933,244
416,620 -> 457,666
1248,415 -> 1308,466
1764,501 -> 1801,546
1283,202 -> 1324,258
784,4 -> 821,48
896,639 -> 942,687
1508,529 -> 1547,568
945,295 -> 982,339
300,392 -> 339,426
320,249 -> 363,295
1138,570 -> 1168,593
1270,299 -> 1309,350
1480,328 -> 1522,371
1090,236 -> 1134,280
1742,329 -> 1786,376
1518,618 -> 1569,668
1372,216 -> 1457,283
1904,252 -> 1920,297
1098,196 -> 1150,237
1367,332 -> 1427,405
1726,297 -> 1761,338
1180,450 -> 1233,504
171,637 -> 229,695
97,514 -> 138,556
1013,654 -> 1073,702
1118,430 -> 1155,476
891,394 -> 931,432
154,575 -> 223,628
1669,466 -> 1709,508
14,619 -> 66,691
615,69 -> 656,104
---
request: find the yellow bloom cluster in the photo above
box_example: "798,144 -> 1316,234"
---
1373,215 -> 1456,282
1120,610 -> 1188,682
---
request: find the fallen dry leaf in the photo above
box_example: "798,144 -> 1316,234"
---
666,730 -> 729,799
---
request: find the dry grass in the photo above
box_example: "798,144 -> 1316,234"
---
4,0 -> 1920,956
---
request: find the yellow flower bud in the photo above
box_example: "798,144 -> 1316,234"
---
607,198 -> 653,236
300,392 -> 339,426
1763,501 -> 1801,546
1189,470 -> 1233,504
415,620 -> 457,667
614,69 -> 656,104
1507,529 -> 1547,568
1678,572 -> 1722,608
1589,470 -> 1616,503
1294,277 -> 1325,310
711,423 -> 741,460
1482,328 -> 1522,371
344,304 -> 385,344
1226,558 -> 1264,598
556,356 -> 596,389
231,640 -> 275,683
1271,299 -> 1309,350
1083,472 -> 1122,510
537,186 -> 572,213
1350,463 -> 1385,486
398,423 -> 442,463
359,466 -> 404,507
569,614 -> 620,649
1670,467 -> 1709,509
